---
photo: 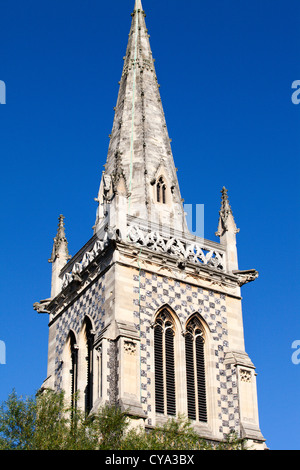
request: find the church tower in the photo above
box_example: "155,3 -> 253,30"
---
34,0 -> 266,449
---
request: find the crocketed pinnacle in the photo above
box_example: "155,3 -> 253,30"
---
216,187 -> 240,237
220,187 -> 232,218
49,215 -> 71,263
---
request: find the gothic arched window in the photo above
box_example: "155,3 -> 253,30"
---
68,331 -> 78,411
185,316 -> 207,422
154,308 -> 176,416
156,177 -> 167,204
82,317 -> 94,414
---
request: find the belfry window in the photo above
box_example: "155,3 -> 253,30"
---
156,177 -> 167,204
68,331 -> 78,411
154,309 -> 176,416
185,316 -> 207,422
83,318 -> 94,414
96,345 -> 103,400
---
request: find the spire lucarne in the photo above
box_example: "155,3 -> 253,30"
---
94,0 -> 187,235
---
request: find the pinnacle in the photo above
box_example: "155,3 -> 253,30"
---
49,214 -> 71,263
57,214 -> 66,238
220,187 -> 231,213
216,187 -> 239,237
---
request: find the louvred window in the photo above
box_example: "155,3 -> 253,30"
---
185,317 -> 207,423
154,309 -> 176,416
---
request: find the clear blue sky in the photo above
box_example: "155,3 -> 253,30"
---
0,0 -> 299,450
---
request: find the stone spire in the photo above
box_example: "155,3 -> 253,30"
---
94,0 -> 187,235
49,215 -> 71,297
216,187 -> 240,273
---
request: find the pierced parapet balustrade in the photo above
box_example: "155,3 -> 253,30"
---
61,235 -> 110,290
60,223 -> 225,292
126,224 -> 225,271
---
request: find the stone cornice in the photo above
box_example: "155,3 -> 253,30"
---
115,240 -> 242,299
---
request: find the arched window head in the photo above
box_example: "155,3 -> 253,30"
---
156,176 -> 167,204
185,316 -> 207,423
154,308 -> 176,416
186,316 -> 204,340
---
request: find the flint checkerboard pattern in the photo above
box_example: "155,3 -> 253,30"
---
132,269 -> 240,437
54,276 -> 105,390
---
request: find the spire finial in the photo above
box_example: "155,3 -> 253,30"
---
134,0 -> 143,11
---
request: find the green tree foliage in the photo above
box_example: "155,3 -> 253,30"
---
0,389 -> 247,450
0,390 -> 36,449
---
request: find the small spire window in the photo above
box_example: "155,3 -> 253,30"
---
156,177 -> 167,204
